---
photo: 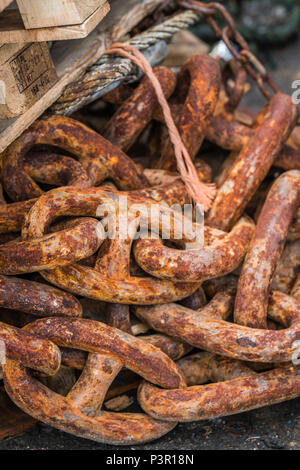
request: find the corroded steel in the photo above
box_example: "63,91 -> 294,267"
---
0,218 -> 103,275
0,275 -> 82,318
155,54 -> 221,170
134,286 -> 300,363
20,184 -> 202,303
2,317 -> 185,445
103,67 -> 176,152
235,171 -> 300,328
134,216 -> 254,282
2,116 -> 149,202
138,355 -> 300,422
0,321 -> 60,375
0,4 -> 299,444
207,94 -> 298,231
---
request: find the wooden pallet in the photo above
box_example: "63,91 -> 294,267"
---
0,0 -> 164,152
0,0 -> 110,43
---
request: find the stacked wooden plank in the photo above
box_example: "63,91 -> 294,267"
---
0,0 -> 111,120
0,0 -> 110,42
0,0 -> 163,149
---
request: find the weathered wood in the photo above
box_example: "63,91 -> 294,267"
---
0,0 -> 13,14
0,42 -> 57,119
0,386 -> 36,439
0,3 -> 110,43
17,0 -> 107,29
0,0 -> 164,153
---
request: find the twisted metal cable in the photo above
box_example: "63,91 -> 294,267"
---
49,9 -> 200,116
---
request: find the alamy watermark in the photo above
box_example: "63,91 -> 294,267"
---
0,340 -> 5,365
292,340 -> 300,366
95,196 -> 205,249
292,80 -> 300,104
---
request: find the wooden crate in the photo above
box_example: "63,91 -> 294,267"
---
0,0 -> 110,43
0,42 -> 57,119
17,0 -> 108,29
0,0 -> 13,14
0,0 -> 164,152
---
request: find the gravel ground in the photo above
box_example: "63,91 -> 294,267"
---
1,36 -> 300,451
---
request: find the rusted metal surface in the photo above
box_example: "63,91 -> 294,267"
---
0,321 -> 60,375
291,272 -> 300,301
134,286 -> 300,363
104,394 -> 134,412
138,357 -> 300,422
21,181 -> 196,241
0,1 -> 300,446
155,55 -> 221,171
0,198 -> 36,234
103,67 -> 176,152
205,117 -> 252,151
2,317 -> 185,445
41,251 -> 200,305
0,218 -> 103,275
152,97 -> 300,177
50,8 -> 201,116
24,152 -> 92,188
153,101 -> 300,181
221,60 -> 247,114
272,240 -> 300,294
235,171 -> 300,328
2,116 -> 149,200
134,216 -> 254,282
105,304 -> 132,334
204,118 -> 300,172
143,334 -> 193,361
102,84 -> 133,105
179,286 -> 207,310
0,275 -> 82,318
20,317 -> 185,388
3,356 -> 176,445
179,1 -> 280,102
60,332 -> 192,372
20,184 -> 201,303
289,206 -> 300,241
2,150 -> 92,202
207,94 -> 298,231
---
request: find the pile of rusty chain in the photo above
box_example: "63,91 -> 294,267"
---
0,3 -> 300,447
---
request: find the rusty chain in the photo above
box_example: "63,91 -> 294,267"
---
0,1 -> 300,444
